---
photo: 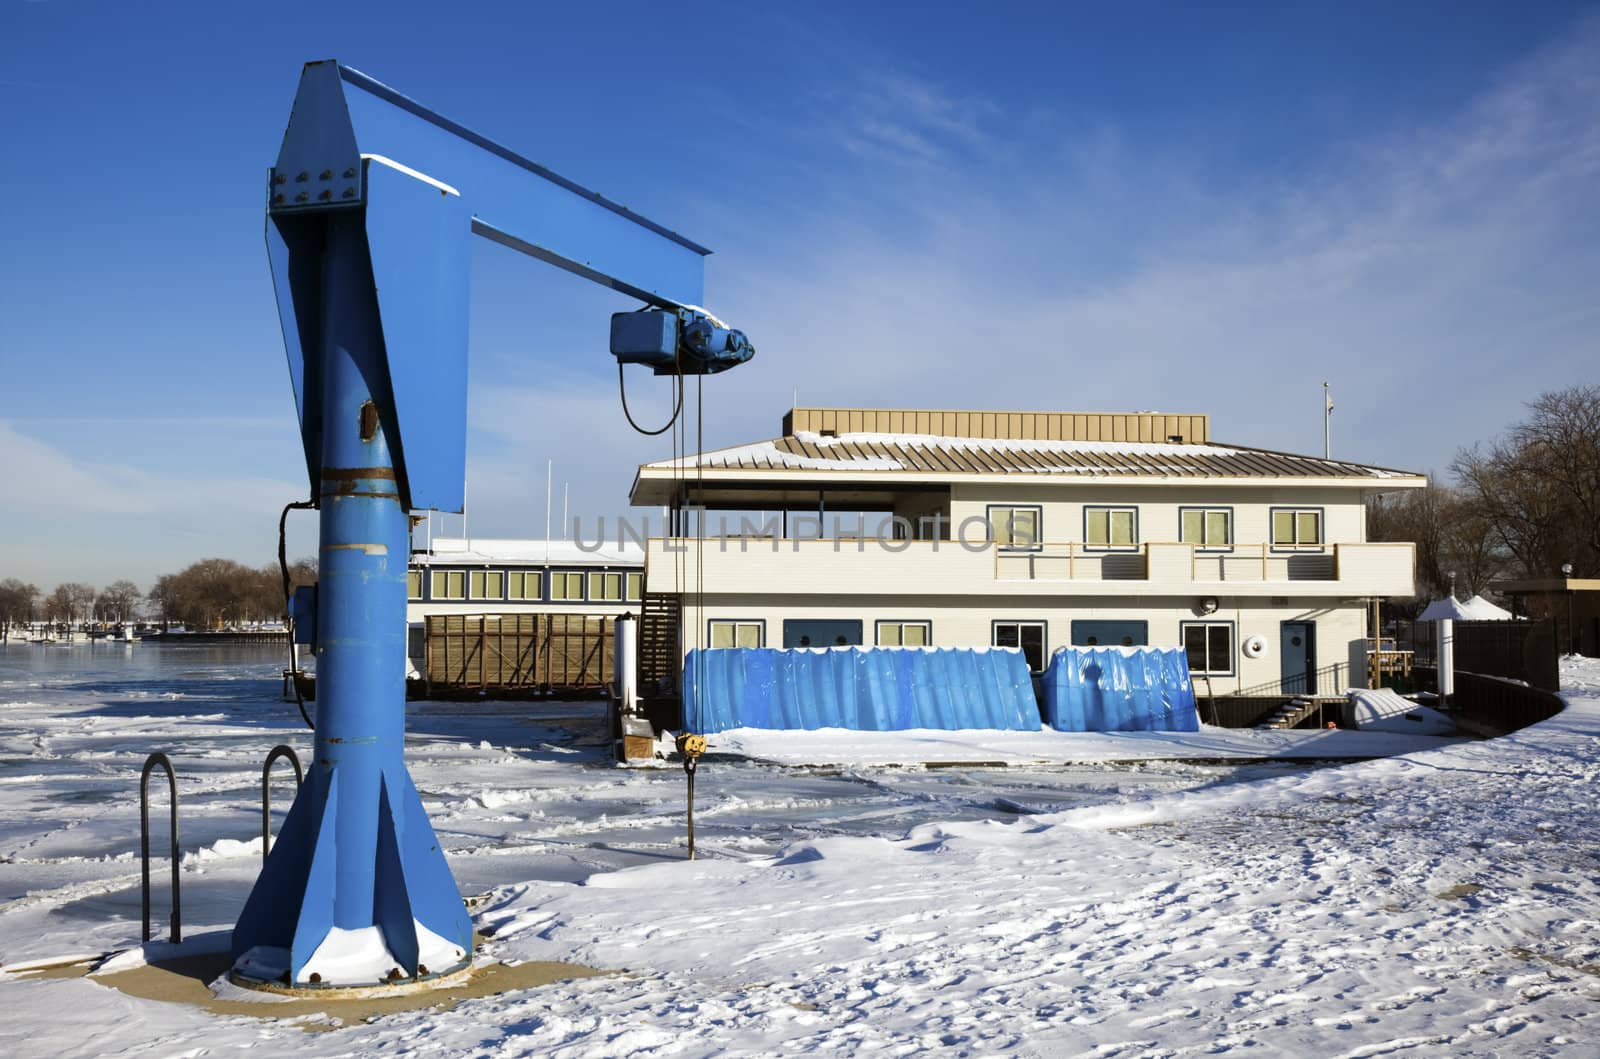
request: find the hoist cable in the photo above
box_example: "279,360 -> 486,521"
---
677,374 -> 710,859
617,362 -> 684,436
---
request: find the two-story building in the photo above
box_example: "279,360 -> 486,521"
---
629,408 -> 1424,699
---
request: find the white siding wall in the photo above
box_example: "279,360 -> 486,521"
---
948,483 -> 1367,548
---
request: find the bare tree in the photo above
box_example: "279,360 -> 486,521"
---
0,579 -> 40,642
1368,483 -> 1506,610
97,580 -> 142,624
1453,385 -> 1600,579
46,583 -> 98,626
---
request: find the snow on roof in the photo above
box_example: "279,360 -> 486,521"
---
640,429 -> 1420,481
795,430 -> 1239,458
413,538 -> 643,567
1417,594 -> 1516,621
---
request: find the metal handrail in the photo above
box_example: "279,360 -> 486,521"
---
1232,661 -> 1348,699
261,745 -> 304,866
139,752 -> 180,944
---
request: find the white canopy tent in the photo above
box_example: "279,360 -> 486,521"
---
1415,594 -> 1513,706
1417,594 -> 1515,622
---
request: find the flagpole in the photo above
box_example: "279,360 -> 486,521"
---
1323,381 -> 1331,459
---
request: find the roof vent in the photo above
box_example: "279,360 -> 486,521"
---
1167,434 -> 1184,443
819,428 -> 838,438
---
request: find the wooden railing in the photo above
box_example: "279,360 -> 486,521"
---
992,543 -> 1148,582
644,537 -> 1413,598
992,541 -> 1402,585
1187,544 -> 1337,583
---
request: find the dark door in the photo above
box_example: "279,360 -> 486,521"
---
783,619 -> 863,648
1280,621 -> 1315,694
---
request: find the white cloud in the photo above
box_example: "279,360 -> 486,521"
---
0,420 -> 307,589
684,15 -> 1600,482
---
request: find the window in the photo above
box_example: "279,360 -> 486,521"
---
1181,622 -> 1235,675
625,572 -> 644,601
987,505 -> 1041,550
993,620 -> 1047,671
588,571 -> 624,602
430,570 -> 465,600
549,572 -> 584,601
1085,507 -> 1137,549
407,570 -> 422,600
1070,620 -> 1147,647
507,570 -> 541,600
1179,507 -> 1233,550
784,619 -> 863,648
876,620 -> 931,647
709,619 -> 763,648
468,570 -> 504,600
1271,508 -> 1323,549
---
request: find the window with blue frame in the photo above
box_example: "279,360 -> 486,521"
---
1270,508 -> 1323,549
1084,506 -> 1138,549
1179,507 -> 1233,550
1181,621 -> 1235,675
987,505 -> 1041,550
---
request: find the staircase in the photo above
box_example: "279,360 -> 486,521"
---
1257,696 -> 1322,730
637,591 -> 683,729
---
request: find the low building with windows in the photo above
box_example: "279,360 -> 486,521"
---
628,408 -> 1425,701
406,537 -> 644,675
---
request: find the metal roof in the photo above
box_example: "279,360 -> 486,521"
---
637,430 -> 1423,481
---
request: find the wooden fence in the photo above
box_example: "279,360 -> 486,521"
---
423,613 -> 614,693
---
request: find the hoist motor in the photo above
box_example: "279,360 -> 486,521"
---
611,307 -> 755,375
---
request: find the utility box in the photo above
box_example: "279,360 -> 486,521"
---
610,310 -> 677,365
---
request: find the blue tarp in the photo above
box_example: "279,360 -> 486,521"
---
682,647 -> 1042,734
1042,647 -> 1200,732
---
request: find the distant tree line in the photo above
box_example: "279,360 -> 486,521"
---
148,557 -> 316,630
1369,384 -> 1600,609
0,557 -> 316,640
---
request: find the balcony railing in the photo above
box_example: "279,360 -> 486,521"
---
644,538 -> 1414,597
998,542 -> 1326,582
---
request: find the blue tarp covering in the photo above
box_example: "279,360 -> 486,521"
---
1042,647 -> 1200,732
682,647 -> 1042,734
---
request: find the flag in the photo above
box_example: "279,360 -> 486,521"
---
1324,383 -> 1334,416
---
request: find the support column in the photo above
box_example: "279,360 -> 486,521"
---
231,214 -> 471,990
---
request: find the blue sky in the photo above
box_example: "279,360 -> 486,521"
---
2,0 -> 1597,590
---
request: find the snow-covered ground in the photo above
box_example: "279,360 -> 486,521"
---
3,645 -> 1599,1056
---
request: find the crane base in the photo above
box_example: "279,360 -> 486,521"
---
227,953 -> 473,999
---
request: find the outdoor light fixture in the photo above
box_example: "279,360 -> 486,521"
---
1562,562 -> 1575,655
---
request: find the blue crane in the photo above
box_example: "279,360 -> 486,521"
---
230,60 -> 751,991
